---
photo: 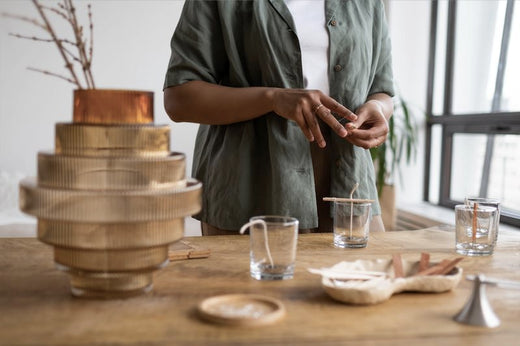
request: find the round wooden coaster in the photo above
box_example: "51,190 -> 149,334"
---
198,294 -> 285,327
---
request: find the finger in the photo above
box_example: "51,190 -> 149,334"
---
347,126 -> 386,143
314,106 -> 348,138
348,123 -> 388,140
294,111 -> 315,142
322,98 -> 357,122
344,115 -> 366,133
303,108 -> 326,148
346,110 -> 388,135
300,124 -> 315,143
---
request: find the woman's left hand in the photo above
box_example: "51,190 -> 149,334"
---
344,99 -> 390,149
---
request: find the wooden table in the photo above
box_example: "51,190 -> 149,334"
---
1,227 -> 519,345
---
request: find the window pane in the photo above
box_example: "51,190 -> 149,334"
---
501,3 -> 520,112
452,1 -> 502,114
488,135 -> 520,214
450,134 -> 485,200
450,133 -> 520,216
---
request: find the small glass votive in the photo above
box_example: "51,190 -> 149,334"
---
240,216 -> 299,280
333,202 -> 371,248
465,197 -> 500,243
455,204 -> 498,256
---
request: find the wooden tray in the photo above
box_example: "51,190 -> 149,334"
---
310,258 -> 463,305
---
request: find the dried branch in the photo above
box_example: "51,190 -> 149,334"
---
87,4 -> 94,84
8,32 -> 54,42
32,0 -> 83,88
41,5 -> 68,22
1,12 -> 46,30
27,67 -> 78,85
8,33 -> 76,48
61,44 -> 83,64
3,0 -> 95,89
65,0 -> 94,88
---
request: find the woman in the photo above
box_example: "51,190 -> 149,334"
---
163,0 -> 394,235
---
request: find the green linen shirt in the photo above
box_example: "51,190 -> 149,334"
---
164,0 -> 395,229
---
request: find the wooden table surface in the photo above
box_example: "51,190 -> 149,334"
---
1,226 -> 519,345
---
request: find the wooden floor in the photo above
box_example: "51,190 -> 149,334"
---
394,209 -> 446,231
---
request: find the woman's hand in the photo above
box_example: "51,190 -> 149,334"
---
165,81 -> 360,148
344,95 -> 393,149
270,88 -> 357,148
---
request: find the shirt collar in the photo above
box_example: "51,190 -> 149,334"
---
268,0 -> 297,33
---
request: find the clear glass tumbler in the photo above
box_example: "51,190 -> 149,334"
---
455,204 -> 498,256
333,202 -> 371,248
464,197 -> 500,243
245,216 -> 299,280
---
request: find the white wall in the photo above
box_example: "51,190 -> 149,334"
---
0,0 -> 196,223
0,0 -> 429,221
388,1 -> 430,206
0,0 -> 193,175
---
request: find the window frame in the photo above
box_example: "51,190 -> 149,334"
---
424,0 -> 520,227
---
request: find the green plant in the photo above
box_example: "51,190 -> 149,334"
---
370,94 -> 419,195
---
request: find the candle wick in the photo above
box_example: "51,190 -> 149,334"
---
349,183 -> 359,239
239,219 -> 274,267
472,202 -> 478,244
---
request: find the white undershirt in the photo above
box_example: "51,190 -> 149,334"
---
284,0 -> 330,95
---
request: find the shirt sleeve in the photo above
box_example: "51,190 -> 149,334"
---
163,0 -> 228,89
368,1 -> 395,97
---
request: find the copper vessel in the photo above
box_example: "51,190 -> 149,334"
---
73,89 -> 154,124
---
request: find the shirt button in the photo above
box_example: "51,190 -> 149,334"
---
330,20 -> 337,26
334,64 -> 343,72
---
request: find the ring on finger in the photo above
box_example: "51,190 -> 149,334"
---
313,103 -> 324,114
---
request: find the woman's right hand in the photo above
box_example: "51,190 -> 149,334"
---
269,88 -> 357,148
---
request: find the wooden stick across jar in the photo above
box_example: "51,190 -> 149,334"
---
323,197 -> 375,203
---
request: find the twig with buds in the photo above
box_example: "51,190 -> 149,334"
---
2,0 -> 95,89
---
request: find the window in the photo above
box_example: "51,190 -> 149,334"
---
425,0 -> 520,227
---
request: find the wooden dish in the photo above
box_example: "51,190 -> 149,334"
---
311,258 -> 463,305
198,294 -> 285,327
